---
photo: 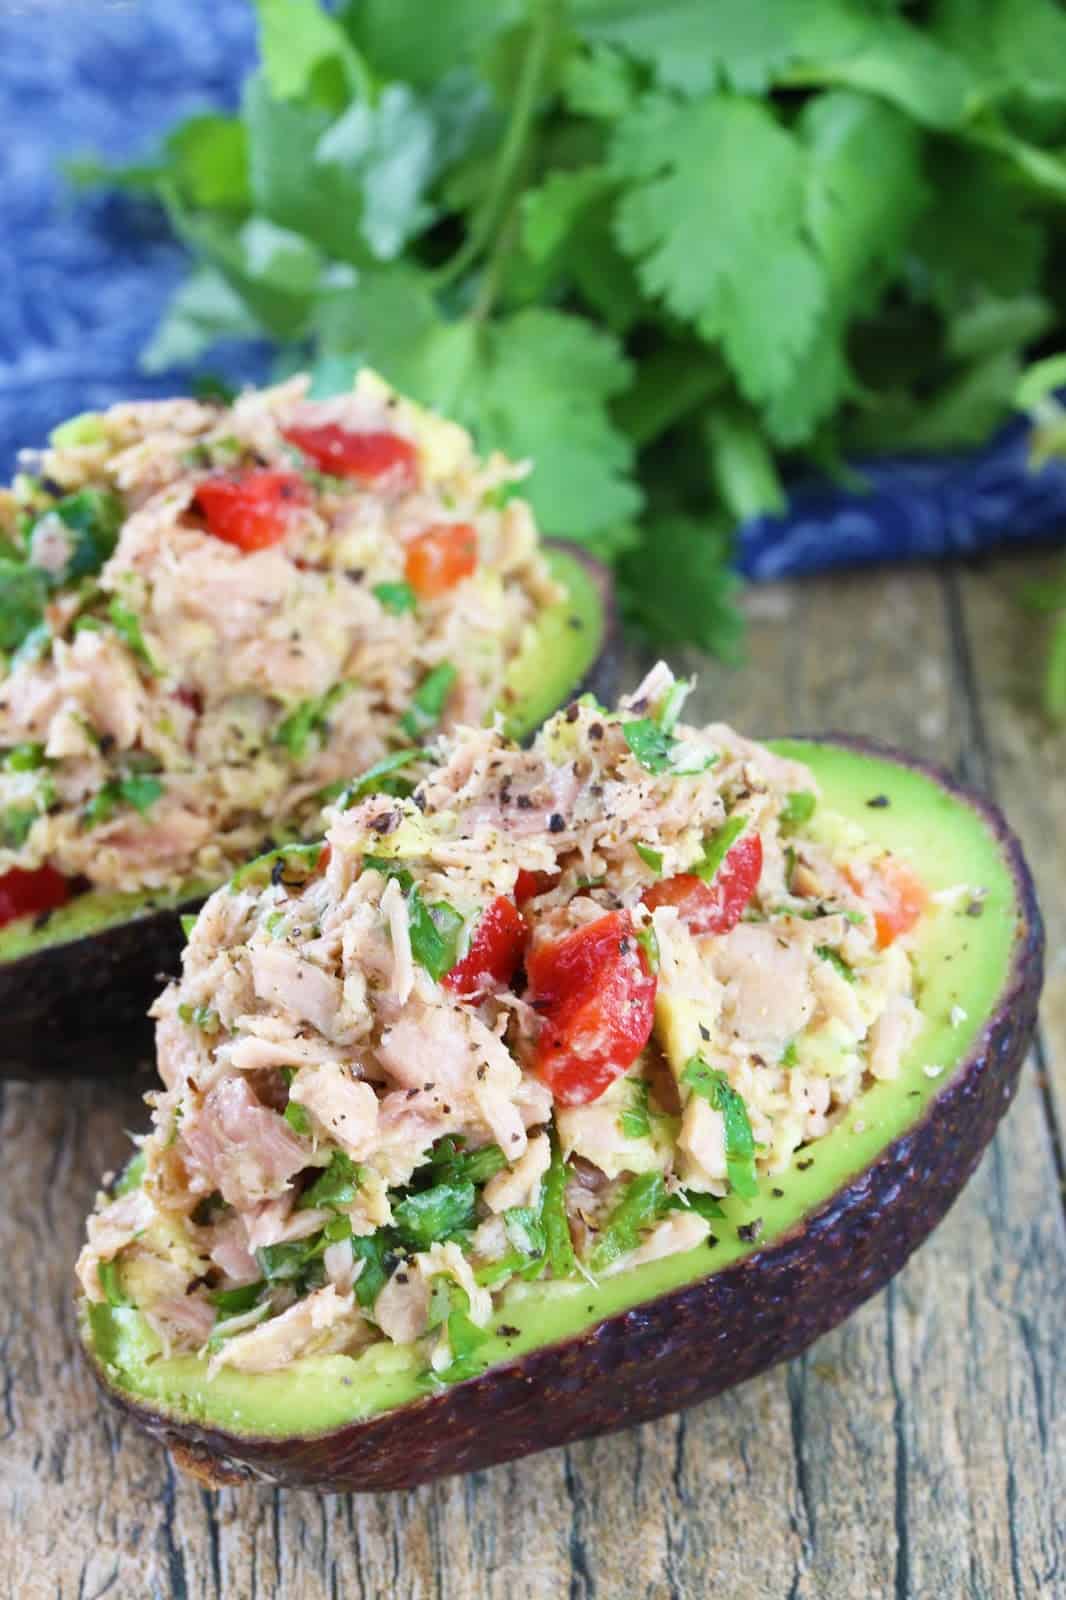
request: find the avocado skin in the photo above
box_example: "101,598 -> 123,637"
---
0,543 -> 617,1079
86,743 -> 1044,1491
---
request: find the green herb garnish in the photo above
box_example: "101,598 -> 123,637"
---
693,815 -> 747,882
542,1132 -> 577,1279
210,1281 -> 265,1315
635,923 -> 660,974
407,889 -> 465,982
373,580 -> 417,615
4,742 -> 45,772
392,1180 -> 476,1251
619,1077 -> 651,1140
177,1002 -> 220,1034
400,663 -> 457,741
635,842 -> 663,874
780,791 -> 817,829
427,1137 -> 507,1188
108,596 -> 159,673
816,945 -> 856,984
275,682 -> 353,759
681,1056 -> 758,1199
299,1149 -> 361,1209
320,747 -> 421,809
590,1173 -> 668,1271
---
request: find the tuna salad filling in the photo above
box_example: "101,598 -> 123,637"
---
77,666 -> 935,1382
0,370 -> 559,915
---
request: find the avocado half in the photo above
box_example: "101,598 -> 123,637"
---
81,736 -> 1043,1491
0,542 -> 615,1079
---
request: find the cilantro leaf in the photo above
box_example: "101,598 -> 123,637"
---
681,1056 -> 758,1199
620,515 -> 745,662
400,662 -> 456,739
619,1077 -> 651,1139
612,94 -> 827,406
392,1180 -> 476,1250
300,1149 -> 361,1209
373,580 -> 416,615
542,1133 -> 577,1279
589,1172 -> 667,1271
275,682 -> 352,758
0,562 -> 49,653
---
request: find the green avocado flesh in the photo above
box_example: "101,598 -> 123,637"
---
84,738 -> 1022,1441
0,545 -> 604,965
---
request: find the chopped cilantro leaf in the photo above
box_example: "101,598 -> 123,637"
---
590,1173 -> 668,1271
407,889 -> 465,981
275,682 -> 353,759
619,1077 -> 651,1139
392,1180 -> 476,1250
284,1100 -> 311,1135
781,1040 -> 799,1068
108,597 -> 159,673
427,1137 -> 507,1187
670,1188 -> 724,1222
180,913 -> 198,939
5,742 -> 45,772
542,1132 -> 578,1278
635,841 -> 663,874
432,1277 -> 491,1383
780,790 -> 817,829
693,815 -> 747,882
503,1206 -> 547,1259
118,773 -> 163,814
0,561 -> 48,652
351,1232 -> 394,1309
400,662 -> 456,740
681,1056 -> 758,1199
0,806 -> 37,848
299,1149 -> 361,1209
816,945 -> 856,984
210,1281 -> 265,1314
36,489 -> 123,585
112,1149 -> 146,1197
373,580 -> 417,615
622,717 -> 674,774
177,1002 -> 220,1034
635,922 -> 660,974
322,747 -> 421,809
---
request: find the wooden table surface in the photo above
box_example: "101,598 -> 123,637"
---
3,554 -> 1064,1600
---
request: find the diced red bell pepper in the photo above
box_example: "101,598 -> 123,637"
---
282,424 -> 418,487
193,470 -> 310,551
405,523 -> 478,598
527,909 -> 657,1105
444,896 -> 528,999
643,832 -> 762,936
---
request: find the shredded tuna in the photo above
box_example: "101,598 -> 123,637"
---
78,666 -> 950,1378
0,371 -> 559,895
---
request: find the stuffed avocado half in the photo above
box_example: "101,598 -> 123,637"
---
78,670 -> 1041,1491
0,374 -> 613,1076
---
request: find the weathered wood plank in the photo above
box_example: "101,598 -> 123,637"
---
2,563 -> 1063,1600
951,552 -> 1066,1140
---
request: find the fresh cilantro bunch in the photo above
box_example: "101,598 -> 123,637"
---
73,0 -> 1066,658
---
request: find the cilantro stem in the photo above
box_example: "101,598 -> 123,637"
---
433,0 -> 560,291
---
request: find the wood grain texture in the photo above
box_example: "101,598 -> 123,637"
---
2,559 -> 1064,1600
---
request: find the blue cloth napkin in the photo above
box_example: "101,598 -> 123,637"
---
2,0 -> 1065,579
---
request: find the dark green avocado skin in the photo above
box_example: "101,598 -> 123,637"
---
0,544 -> 617,1079
90,742 -> 1044,1491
